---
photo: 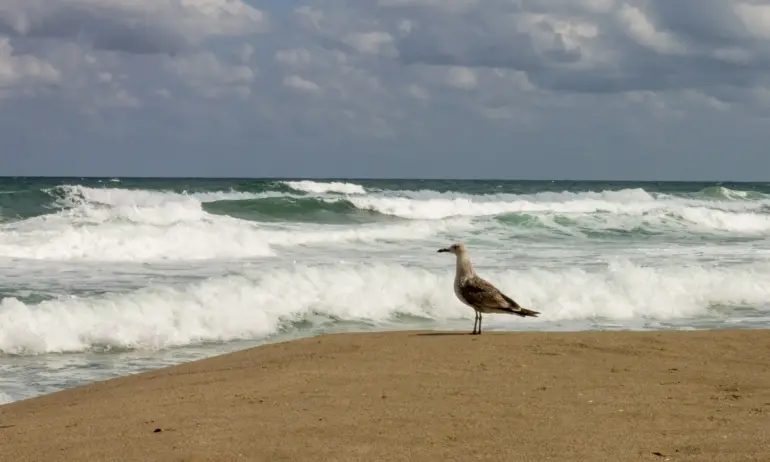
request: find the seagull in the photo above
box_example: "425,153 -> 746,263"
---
438,243 -> 539,335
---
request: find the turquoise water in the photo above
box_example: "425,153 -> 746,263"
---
2,177 -> 770,404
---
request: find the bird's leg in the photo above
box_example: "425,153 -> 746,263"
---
478,313 -> 483,335
472,312 -> 478,335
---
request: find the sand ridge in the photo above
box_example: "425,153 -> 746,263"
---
2,330 -> 770,461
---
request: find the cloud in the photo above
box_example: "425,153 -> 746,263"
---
445,66 -> 478,90
0,0 -> 267,55
364,0 -> 770,95
166,52 -> 255,99
1,0 -> 770,180
282,75 -> 321,94
0,37 -> 59,99
275,48 -> 313,68
342,31 -> 396,56
618,4 -> 687,55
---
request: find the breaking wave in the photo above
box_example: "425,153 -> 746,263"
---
2,182 -> 770,263
2,260 -> 768,355
0,185 -> 463,261
282,180 -> 367,195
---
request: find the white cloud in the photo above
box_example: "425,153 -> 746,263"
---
618,5 -> 686,55
445,66 -> 477,90
275,48 -> 313,68
343,31 -> 395,56
283,75 -> 322,94
734,3 -> 770,40
0,37 -> 59,96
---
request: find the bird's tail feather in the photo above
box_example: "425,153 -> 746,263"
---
501,293 -> 540,317
510,306 -> 540,317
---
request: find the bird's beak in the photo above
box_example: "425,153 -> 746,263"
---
437,248 -> 449,253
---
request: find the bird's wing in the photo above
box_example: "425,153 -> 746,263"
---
460,276 -> 515,309
461,276 -> 540,317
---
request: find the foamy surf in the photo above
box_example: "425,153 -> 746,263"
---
16,182 -> 770,239
0,390 -> 13,404
52,184 -> 278,208
0,185 -> 471,261
2,260 -> 768,355
282,180 -> 367,195
2,177 -> 770,405
0,217 -> 467,261
341,189 -> 770,235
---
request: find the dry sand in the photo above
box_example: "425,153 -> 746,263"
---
2,329 -> 770,461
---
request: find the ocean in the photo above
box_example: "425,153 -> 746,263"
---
1,177 -> 769,405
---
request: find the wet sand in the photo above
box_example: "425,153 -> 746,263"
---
2,329 -> 770,461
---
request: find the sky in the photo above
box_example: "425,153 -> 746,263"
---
1,0 -> 769,181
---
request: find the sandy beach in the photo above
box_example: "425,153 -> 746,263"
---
2,329 -> 770,461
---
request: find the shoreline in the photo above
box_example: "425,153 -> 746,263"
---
2,329 -> 770,461
3,324 -> 765,405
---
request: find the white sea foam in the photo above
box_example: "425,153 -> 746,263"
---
394,187 -> 659,203
41,185 -> 276,228
51,185 -> 770,236
393,186 -> 768,205
2,260 -> 768,355
349,192 -> 764,220
673,207 -> 770,233
343,188 -> 770,235
4,183 -> 769,262
55,185 -> 273,208
0,216 -> 464,261
283,180 -> 366,195
0,390 -> 13,405
0,184 -> 473,261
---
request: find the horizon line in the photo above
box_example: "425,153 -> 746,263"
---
0,175 -> 767,183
